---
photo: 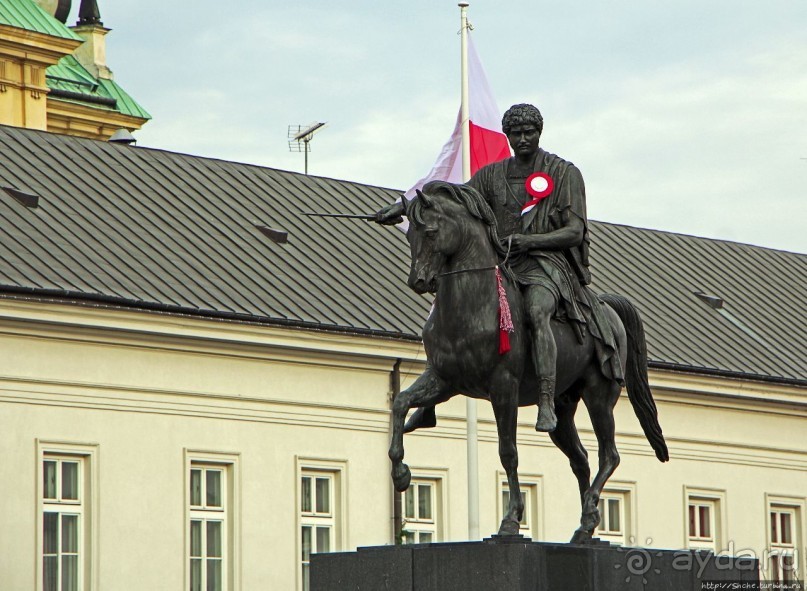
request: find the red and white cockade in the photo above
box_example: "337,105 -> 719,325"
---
521,172 -> 554,216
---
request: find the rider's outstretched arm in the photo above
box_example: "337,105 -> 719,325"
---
375,200 -> 405,225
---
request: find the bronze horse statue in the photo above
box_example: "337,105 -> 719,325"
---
388,180 -> 669,543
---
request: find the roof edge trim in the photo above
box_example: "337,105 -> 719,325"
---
0,288 -> 423,343
0,289 -> 803,388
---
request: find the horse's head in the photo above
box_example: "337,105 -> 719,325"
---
404,186 -> 464,294
404,181 -> 496,294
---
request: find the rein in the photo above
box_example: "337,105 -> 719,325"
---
437,265 -> 496,278
436,236 -> 513,278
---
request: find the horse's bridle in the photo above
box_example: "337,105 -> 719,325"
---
436,236 -> 513,278
438,265 -> 497,278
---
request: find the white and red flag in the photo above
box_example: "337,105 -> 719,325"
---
402,36 -> 510,206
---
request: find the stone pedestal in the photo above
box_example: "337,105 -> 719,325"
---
311,537 -> 759,591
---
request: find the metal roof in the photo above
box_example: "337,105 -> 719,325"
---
46,56 -> 152,120
95,78 -> 152,120
0,0 -> 82,41
0,125 -> 804,385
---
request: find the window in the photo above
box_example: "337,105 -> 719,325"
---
594,483 -> 636,546
42,456 -> 83,591
186,451 -> 239,591
38,442 -> 97,591
685,487 -> 725,552
500,478 -> 541,540
768,499 -> 803,583
298,459 -> 346,591
689,500 -> 715,544
403,479 -> 437,544
300,470 -> 335,589
597,493 -> 625,543
189,465 -> 227,591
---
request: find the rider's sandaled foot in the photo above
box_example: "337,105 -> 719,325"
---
535,409 -> 557,432
404,406 -> 437,433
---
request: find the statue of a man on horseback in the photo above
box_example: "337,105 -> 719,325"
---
376,103 -> 668,542
378,103 -> 622,433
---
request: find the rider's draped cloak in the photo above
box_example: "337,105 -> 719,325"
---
468,148 -> 624,384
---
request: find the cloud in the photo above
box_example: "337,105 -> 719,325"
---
539,36 -> 807,252
105,0 -> 807,253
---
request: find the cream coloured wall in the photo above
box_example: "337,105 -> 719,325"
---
0,296 -> 804,589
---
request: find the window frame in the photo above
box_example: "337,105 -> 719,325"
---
296,458 -> 348,591
399,467 -> 447,546
765,494 -> 805,583
497,472 -> 543,541
402,478 -> 437,544
36,440 -> 99,591
594,481 -> 637,546
184,450 -> 241,591
684,486 -> 727,552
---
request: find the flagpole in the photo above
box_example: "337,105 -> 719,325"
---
459,1 -> 480,542
460,3 -> 472,182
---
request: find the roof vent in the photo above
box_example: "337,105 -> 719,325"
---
256,225 -> 289,244
694,291 -> 724,309
109,129 -> 136,145
3,187 -> 39,208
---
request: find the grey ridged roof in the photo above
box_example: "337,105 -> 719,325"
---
0,125 -> 804,385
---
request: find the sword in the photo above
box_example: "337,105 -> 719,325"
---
302,212 -> 376,221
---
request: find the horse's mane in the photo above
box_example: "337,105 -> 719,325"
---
409,180 -> 509,260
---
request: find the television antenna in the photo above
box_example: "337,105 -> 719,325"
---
288,122 -> 327,175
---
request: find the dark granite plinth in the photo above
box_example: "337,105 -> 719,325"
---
311,538 -> 759,591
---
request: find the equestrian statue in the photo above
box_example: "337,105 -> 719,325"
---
375,104 -> 669,543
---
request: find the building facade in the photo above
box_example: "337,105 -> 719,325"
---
0,128 -> 804,590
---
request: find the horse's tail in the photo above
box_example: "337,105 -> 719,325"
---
600,293 -> 670,463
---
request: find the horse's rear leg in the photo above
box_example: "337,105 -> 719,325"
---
491,380 -> 523,536
572,379 -> 622,544
389,368 -> 452,492
548,393 -> 590,504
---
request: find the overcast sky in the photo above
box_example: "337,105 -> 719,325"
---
77,1 -> 806,253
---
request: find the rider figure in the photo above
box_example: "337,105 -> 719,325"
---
377,103 -> 622,432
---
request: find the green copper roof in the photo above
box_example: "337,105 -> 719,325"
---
96,78 -> 151,119
0,0 -> 82,41
47,55 -> 97,89
46,55 -> 151,120
0,0 -> 149,121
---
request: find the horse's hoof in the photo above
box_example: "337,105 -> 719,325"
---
580,507 -> 601,531
404,407 -> 437,434
497,518 -> 521,536
392,464 -> 411,492
570,529 -> 593,545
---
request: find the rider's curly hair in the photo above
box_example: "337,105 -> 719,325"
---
501,103 -> 543,135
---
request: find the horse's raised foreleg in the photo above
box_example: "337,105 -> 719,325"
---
572,379 -> 622,544
388,367 -> 452,492
403,405 -> 437,433
491,379 -> 523,536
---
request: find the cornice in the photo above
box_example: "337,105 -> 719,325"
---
0,25 -> 81,62
0,296 -> 802,406
0,295 -> 427,366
